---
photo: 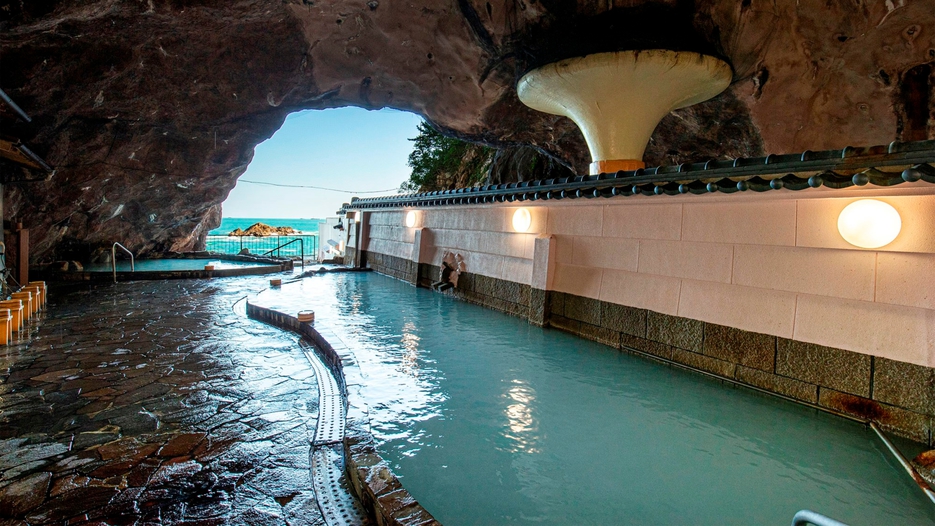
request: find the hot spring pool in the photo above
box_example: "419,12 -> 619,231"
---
84,259 -> 280,272
257,272 -> 934,525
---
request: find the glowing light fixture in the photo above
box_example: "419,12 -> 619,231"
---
405,210 -> 417,228
512,208 -> 531,232
837,199 -> 901,248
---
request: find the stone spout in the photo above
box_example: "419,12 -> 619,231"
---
517,50 -> 733,175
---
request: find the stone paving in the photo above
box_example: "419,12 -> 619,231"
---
0,277 -> 325,526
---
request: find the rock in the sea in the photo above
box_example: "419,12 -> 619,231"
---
1,1 -> 931,262
230,223 -> 297,237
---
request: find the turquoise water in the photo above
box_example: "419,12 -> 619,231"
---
85,259 -> 278,272
257,273 -> 935,525
208,217 -> 324,235
207,217 -> 323,256
205,234 -> 318,257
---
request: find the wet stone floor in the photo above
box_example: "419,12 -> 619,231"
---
0,277 -> 326,526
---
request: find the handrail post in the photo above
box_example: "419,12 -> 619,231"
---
111,242 -> 135,283
870,422 -> 935,504
301,238 -> 304,269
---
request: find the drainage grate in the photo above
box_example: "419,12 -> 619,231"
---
302,343 -> 345,445
312,445 -> 372,526
315,394 -> 344,446
243,305 -> 369,524
300,339 -> 369,525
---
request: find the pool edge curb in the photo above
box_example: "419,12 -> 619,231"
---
32,252 -> 294,282
244,299 -> 442,526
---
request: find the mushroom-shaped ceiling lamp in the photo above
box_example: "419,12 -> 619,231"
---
517,50 -> 732,175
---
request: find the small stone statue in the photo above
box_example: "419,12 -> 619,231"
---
432,251 -> 464,291
449,253 -> 465,288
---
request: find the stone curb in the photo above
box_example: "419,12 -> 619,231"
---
34,252 -> 293,282
245,300 -> 441,526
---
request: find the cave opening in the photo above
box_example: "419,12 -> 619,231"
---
208,106 -> 421,251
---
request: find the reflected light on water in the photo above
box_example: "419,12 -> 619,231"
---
250,273 -> 935,525
502,379 -> 540,453
347,291 -> 362,316
400,321 -> 421,377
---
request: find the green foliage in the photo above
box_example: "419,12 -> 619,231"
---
402,121 -> 492,192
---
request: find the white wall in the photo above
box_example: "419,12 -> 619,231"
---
357,183 -> 935,368
318,217 -> 346,259
361,207 -> 543,284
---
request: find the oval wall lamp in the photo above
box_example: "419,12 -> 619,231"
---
512,208 -> 532,233
837,199 -> 901,248
405,210 -> 418,228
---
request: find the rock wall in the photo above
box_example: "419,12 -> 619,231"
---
0,0 -> 932,262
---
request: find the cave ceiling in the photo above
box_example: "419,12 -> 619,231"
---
0,0 -> 932,262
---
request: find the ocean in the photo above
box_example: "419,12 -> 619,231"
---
207,217 -> 325,258
208,217 -> 325,236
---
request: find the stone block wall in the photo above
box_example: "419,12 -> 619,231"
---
549,290 -> 934,445
417,263 -> 534,320
362,251 -> 417,284
545,193 -> 935,369
355,210 -> 415,263
359,207 -> 541,284
362,257 -> 935,445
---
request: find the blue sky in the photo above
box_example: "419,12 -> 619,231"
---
222,107 -> 423,219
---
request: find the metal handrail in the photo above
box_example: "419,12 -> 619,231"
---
205,234 -> 318,260
791,510 -> 849,526
111,242 -> 135,283
870,422 -> 935,504
262,238 -> 304,269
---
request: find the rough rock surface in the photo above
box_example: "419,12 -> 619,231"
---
487,146 -> 576,185
0,0 -> 932,262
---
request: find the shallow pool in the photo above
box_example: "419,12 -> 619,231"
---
84,258 -> 279,272
259,273 -> 934,525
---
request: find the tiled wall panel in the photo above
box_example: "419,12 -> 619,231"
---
360,192 -> 934,367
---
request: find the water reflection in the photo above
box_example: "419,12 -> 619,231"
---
399,321 -> 421,377
284,277 -> 445,451
502,379 -> 540,454
346,290 -> 363,316
249,273 -> 935,526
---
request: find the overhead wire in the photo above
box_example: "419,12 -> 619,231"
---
236,179 -> 400,194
